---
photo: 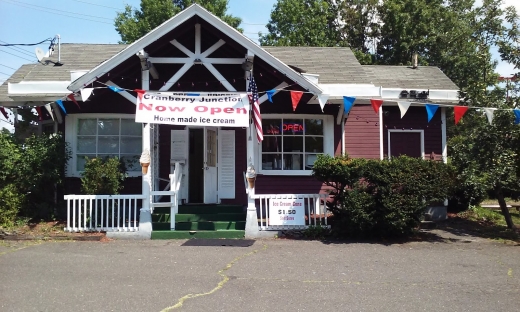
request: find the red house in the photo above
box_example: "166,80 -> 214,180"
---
0,4 -> 459,239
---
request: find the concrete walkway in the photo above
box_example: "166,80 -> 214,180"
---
0,231 -> 519,312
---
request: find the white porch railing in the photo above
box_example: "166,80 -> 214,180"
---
64,194 -> 146,232
251,194 -> 329,230
151,162 -> 183,230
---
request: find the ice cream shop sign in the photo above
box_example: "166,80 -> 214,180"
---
269,198 -> 306,226
135,92 -> 250,127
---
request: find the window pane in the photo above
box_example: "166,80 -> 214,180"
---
121,155 -> 140,171
76,155 -> 94,171
78,119 -> 97,135
98,119 -> 119,135
283,154 -> 303,170
261,154 -> 282,170
121,137 -> 141,154
77,136 -> 96,153
305,136 -> 324,153
263,119 -> 281,135
121,119 -> 141,136
282,119 -> 304,135
305,119 -> 323,135
98,136 -> 119,153
283,136 -> 303,152
262,136 -> 281,153
305,154 -> 319,170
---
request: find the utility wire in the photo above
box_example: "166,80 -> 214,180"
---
70,0 -> 122,10
0,44 -> 36,58
0,38 -> 53,47
0,0 -> 113,25
6,0 -> 114,21
0,50 -> 35,62
0,63 -> 17,70
0,71 -> 12,76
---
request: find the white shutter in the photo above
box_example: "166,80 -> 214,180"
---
218,130 -> 235,199
171,129 -> 188,202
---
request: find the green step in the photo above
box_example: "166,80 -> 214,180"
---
153,205 -> 244,215
152,221 -> 246,231
151,230 -> 245,240
175,213 -> 246,222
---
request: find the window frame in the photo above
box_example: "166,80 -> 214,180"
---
65,114 -> 142,177
257,114 -> 334,176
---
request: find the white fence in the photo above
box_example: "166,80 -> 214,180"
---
251,194 -> 329,230
64,195 -> 146,232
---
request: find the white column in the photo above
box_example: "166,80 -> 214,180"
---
139,69 -> 153,238
441,107 -> 447,163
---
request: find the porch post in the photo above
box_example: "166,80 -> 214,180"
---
244,69 -> 259,238
138,69 -> 153,238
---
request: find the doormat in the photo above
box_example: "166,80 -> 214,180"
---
181,239 -> 255,247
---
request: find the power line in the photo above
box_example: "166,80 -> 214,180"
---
7,0 -> 114,21
70,0 -> 122,10
0,63 -> 17,70
0,43 -> 36,58
0,71 -> 12,76
0,50 -> 35,62
0,38 -> 53,47
0,0 -> 113,25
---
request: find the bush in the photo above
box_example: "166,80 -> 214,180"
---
80,157 -> 127,195
313,155 -> 455,238
0,184 -> 25,227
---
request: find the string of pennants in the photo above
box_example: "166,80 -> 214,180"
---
1,78 -> 517,126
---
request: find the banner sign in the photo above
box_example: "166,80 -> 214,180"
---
269,198 -> 305,226
135,92 -> 250,127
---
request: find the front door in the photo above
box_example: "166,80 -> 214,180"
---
203,127 -> 218,203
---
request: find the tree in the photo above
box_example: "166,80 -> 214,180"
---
259,0 -> 342,46
114,0 -> 242,44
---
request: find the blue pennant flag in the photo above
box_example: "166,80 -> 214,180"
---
514,109 -> 520,125
266,89 -> 275,103
108,85 -> 123,93
425,104 -> 439,123
56,99 -> 67,115
343,96 -> 356,115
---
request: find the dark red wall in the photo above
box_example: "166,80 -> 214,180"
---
344,104 -> 380,159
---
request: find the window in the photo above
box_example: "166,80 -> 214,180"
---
66,115 -> 142,177
261,117 -> 328,173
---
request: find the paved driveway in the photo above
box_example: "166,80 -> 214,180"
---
0,231 -> 519,312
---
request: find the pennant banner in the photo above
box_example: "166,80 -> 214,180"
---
370,99 -> 383,113
56,99 -> 67,115
134,89 -> 145,103
80,88 -> 94,102
317,94 -> 330,112
35,106 -> 43,121
343,96 -> 356,115
397,102 -> 411,118
290,91 -> 303,112
44,104 -> 54,121
266,89 -> 275,103
0,107 -> 8,120
454,106 -> 469,124
514,109 -> 520,125
108,85 -> 123,93
484,108 -> 497,125
425,104 -> 439,123
67,94 -> 81,110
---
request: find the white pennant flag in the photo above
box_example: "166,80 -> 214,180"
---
484,108 -> 497,125
44,103 -> 54,121
397,102 -> 411,118
80,88 -> 94,102
317,94 -> 329,112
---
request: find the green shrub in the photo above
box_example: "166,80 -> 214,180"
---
0,184 -> 25,227
313,155 -> 455,238
80,157 -> 127,195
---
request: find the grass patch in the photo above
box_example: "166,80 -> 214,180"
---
460,206 -> 520,227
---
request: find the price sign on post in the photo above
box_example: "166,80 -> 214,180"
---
269,198 -> 305,226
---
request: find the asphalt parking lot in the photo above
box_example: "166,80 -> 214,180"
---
1,231 -> 519,312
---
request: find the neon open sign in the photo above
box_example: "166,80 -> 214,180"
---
283,123 -> 303,132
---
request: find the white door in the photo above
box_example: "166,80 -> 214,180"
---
204,127 -> 218,203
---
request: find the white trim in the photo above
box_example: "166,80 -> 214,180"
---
341,116 -> 345,156
159,63 -> 193,91
171,39 -> 195,58
441,107 -> 447,163
387,129 -> 425,159
203,63 -> 236,91
381,88 -> 459,101
9,81 -> 71,94
67,4 -> 322,95
201,39 -> 225,57
65,113 -> 141,178
379,106 -> 384,160
195,23 -> 201,55
106,80 -> 137,105
258,114 -> 333,176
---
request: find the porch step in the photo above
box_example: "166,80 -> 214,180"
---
151,204 -> 247,240
151,230 -> 245,239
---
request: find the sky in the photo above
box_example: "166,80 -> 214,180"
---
0,0 -> 519,130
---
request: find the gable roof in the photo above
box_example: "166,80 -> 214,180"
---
67,4 -> 323,95
263,47 -> 371,84
362,65 -> 459,90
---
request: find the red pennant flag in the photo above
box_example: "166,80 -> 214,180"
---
67,94 -> 81,109
290,91 -> 303,111
35,106 -> 43,121
134,89 -> 145,103
0,107 -> 8,120
370,99 -> 383,113
454,106 -> 469,125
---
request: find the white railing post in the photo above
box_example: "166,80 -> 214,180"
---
170,173 -> 176,230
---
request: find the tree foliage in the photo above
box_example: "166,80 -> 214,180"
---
114,0 -> 242,43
